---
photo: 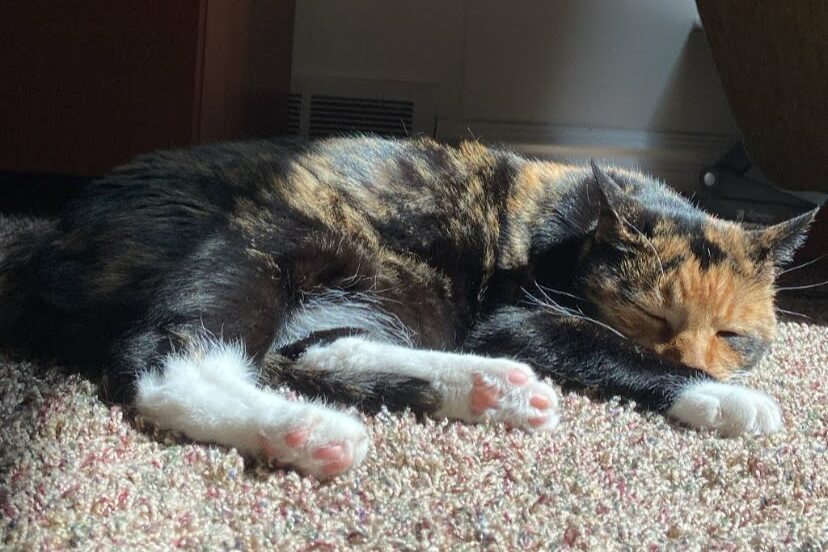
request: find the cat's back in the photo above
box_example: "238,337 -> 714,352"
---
66,135 -> 496,225
47,136 -> 508,286
280,135 -> 506,215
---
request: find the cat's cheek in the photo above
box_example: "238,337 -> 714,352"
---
667,381 -> 783,436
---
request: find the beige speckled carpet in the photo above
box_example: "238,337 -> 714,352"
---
1,215 -> 826,550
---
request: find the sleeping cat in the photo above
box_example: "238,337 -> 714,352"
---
0,136 -> 815,478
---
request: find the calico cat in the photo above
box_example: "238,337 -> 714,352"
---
0,136 -> 816,478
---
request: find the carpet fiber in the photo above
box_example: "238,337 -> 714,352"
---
1,215 -> 826,550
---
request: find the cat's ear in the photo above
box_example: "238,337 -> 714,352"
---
751,208 -> 819,265
591,160 -> 625,204
591,160 -> 629,241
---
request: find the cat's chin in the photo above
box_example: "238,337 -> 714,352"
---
667,381 -> 783,436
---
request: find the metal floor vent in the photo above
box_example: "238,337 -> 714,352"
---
286,92 -> 302,136
307,95 -> 414,138
287,77 -> 435,139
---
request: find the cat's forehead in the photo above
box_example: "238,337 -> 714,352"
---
648,216 -> 759,277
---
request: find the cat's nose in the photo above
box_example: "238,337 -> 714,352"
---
662,334 -> 709,371
663,348 -> 706,370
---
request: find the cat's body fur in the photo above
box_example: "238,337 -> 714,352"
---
0,136 -> 814,477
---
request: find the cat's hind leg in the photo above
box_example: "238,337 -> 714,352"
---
133,334 -> 369,478
268,334 -> 561,431
116,246 -> 372,478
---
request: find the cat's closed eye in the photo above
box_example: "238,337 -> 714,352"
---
632,306 -> 673,342
636,306 -> 670,327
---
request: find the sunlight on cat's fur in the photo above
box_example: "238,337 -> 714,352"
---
0,136 -> 816,477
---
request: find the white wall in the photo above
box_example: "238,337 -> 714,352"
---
292,0 -> 737,134
290,1 -> 740,190
291,0 -> 464,118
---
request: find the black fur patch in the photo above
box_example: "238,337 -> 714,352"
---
688,236 -> 726,270
263,352 -> 443,415
277,328 -> 368,361
720,333 -> 768,370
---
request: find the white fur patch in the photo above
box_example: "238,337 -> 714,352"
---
667,381 -> 783,436
135,339 -> 369,478
300,336 -> 561,431
273,289 -> 413,349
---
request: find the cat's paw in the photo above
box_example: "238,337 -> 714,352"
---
256,401 -> 370,478
667,381 -> 783,436
438,359 -> 560,431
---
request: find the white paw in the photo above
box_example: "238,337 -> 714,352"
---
256,399 -> 370,479
667,381 -> 783,436
436,359 -> 560,431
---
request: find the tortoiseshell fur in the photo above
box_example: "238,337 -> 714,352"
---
0,136 -> 815,415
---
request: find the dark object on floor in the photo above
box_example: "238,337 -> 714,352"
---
695,1 -> 827,193
695,144 -> 820,226
695,144 -> 826,298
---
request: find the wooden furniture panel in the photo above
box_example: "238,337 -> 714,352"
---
0,1 -> 291,177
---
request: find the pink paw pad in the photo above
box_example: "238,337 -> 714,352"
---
313,444 -> 353,476
507,369 -> 530,385
457,361 -> 559,431
471,375 -> 500,414
258,428 -> 309,459
284,428 -> 309,448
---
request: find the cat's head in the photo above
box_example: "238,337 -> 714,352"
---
577,162 -> 817,379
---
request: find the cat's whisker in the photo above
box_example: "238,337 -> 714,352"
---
524,284 -> 567,311
725,368 -> 751,384
568,304 -> 628,339
777,254 -> 825,276
776,279 -> 828,292
522,285 -> 628,340
522,288 -> 553,310
532,282 -> 556,305
534,283 -> 590,303
775,308 -> 811,319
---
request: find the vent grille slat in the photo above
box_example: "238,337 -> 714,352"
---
307,94 -> 415,138
310,106 -> 414,117
311,95 -> 413,108
286,92 -> 302,135
311,102 -> 412,114
309,127 -> 410,135
310,113 -> 413,125
285,92 -> 418,138
309,125 -> 411,133
309,123 -> 412,131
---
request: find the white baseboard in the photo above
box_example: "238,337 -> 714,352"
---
436,119 -> 738,194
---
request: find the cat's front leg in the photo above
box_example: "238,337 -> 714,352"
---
665,381 -> 782,436
466,306 -> 783,436
272,335 -> 561,431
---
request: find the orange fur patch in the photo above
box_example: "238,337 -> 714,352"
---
590,225 -> 777,379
